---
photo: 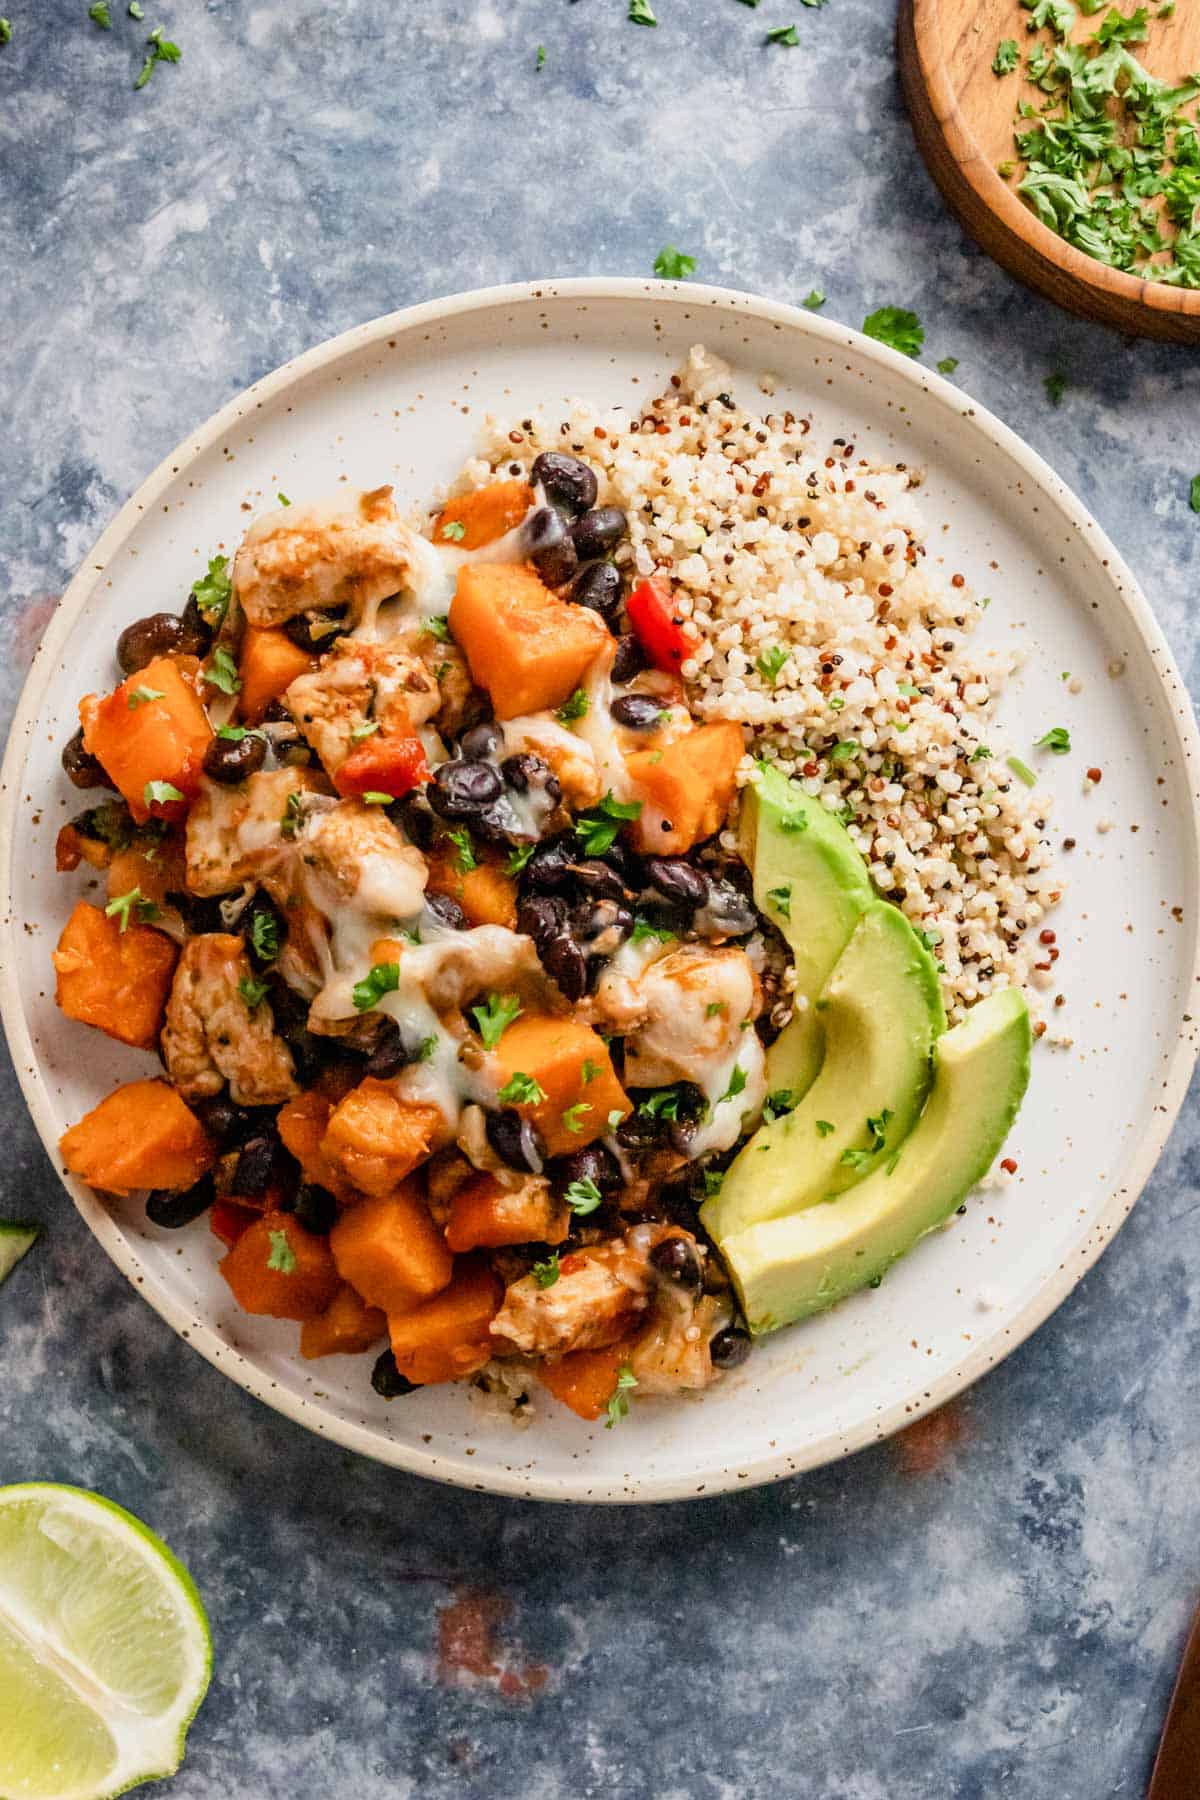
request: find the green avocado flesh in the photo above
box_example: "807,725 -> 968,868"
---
701,902 -> 945,1241
742,766 -> 875,1102
719,986 -> 1032,1335
0,1222 -> 40,1287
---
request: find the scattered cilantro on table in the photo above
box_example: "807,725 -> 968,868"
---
1189,474 -> 1200,512
992,38 -> 1019,74
766,23 -> 800,43
1044,371 -> 1068,406
654,245 -> 697,279
862,306 -> 925,357
628,0 -> 656,24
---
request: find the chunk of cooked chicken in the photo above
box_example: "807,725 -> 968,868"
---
596,942 -> 763,1090
415,635 -> 475,741
498,714 -> 603,812
622,1225 -> 728,1397
185,767 -> 327,898
233,486 -> 434,628
162,933 -> 298,1107
285,639 -> 440,774
300,800 -> 429,931
490,1237 -> 653,1356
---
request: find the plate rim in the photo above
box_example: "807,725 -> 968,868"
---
3,275 -> 1198,1503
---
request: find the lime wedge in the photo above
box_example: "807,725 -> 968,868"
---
0,1222 -> 40,1286
0,1484 -> 211,1799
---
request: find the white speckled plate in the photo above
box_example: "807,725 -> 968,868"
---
3,280 -> 1198,1503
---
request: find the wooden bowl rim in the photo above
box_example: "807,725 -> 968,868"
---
907,0 -> 1200,324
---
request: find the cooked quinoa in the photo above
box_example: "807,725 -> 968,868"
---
457,346 -> 1062,1023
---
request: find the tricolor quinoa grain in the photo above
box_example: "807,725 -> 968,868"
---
463,345 -> 1062,1023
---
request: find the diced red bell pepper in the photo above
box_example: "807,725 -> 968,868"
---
210,1198 -> 259,1249
333,733 -> 430,801
626,577 -> 700,676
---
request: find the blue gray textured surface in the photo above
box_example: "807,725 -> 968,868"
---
2,2 -> 1199,1795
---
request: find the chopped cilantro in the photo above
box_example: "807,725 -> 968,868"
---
630,916 -> 676,945
192,555 -> 232,625
135,26 -> 182,90
250,910 -> 280,961
416,1035 -> 437,1062
556,687 -> 589,724
703,1169 -> 725,1197
561,1101 -> 591,1134
766,23 -> 800,44
470,992 -> 522,1050
840,1108 -> 893,1170
1035,725 -> 1071,753
574,791 -> 642,856
440,520 -> 467,542
1093,5 -> 1149,44
763,1088 -> 798,1123
654,246 -> 697,280
497,1071 -> 546,1106
606,1109 -> 625,1132
993,37 -> 1019,73
706,1001 -> 726,1018
127,684 -> 165,709
505,842 -> 536,875
862,306 -> 925,357
1044,371 -> 1068,407
802,288 -> 826,309
266,1229 -> 296,1274
352,962 -> 401,1012
969,745 -> 992,762
0,19 -> 11,42
532,1254 -> 560,1288
1189,474 -> 1200,513
628,0 -> 656,23
605,1364 -> 637,1428
766,883 -> 792,921
279,790 -> 304,839
581,1058 -> 600,1084
563,1175 -> 602,1215
755,644 -> 790,683
277,492 -> 291,506
89,3 -> 112,27
104,886 -> 159,931
936,356 -> 960,375
128,2 -> 143,15
360,791 -> 394,806
535,43 -> 546,70
203,645 -> 241,695
639,1086 -> 688,1121
1007,755 -> 1037,787
829,739 -> 861,763
815,1119 -> 835,1137
238,976 -> 269,1010
447,827 -> 478,871
350,719 -> 381,744
143,780 -> 183,809
719,1065 -> 749,1106
422,615 -> 451,640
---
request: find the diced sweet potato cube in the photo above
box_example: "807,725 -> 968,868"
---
299,1283 -> 388,1359
60,1079 -> 215,1196
330,1186 -> 454,1314
53,900 -> 178,1052
219,1211 -> 341,1321
538,1333 -> 643,1422
210,1198 -> 258,1249
425,844 -> 518,929
490,1014 -> 630,1156
80,655 -> 213,824
449,564 -> 608,719
444,1174 -> 569,1253
387,1256 -> 502,1386
625,721 -> 744,855
321,1080 -> 444,1196
276,1090 -> 356,1202
238,625 -> 317,724
434,479 -> 534,551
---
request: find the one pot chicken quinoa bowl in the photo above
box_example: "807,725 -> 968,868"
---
41,342 -> 1053,1432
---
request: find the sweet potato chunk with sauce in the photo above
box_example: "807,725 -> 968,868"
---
434,479 -> 533,551
219,1211 -> 341,1321
490,1014 -> 630,1156
53,901 -> 178,1052
105,836 -> 188,910
238,625 -> 318,725
387,1255 -> 502,1386
60,1079 -> 215,1196
80,656 -> 213,824
276,1090 -> 357,1202
538,1334 -> 643,1422
449,564 -> 608,719
626,721 -> 744,856
299,1283 -> 388,1359
330,1186 -> 453,1313
425,844 -> 518,929
444,1174 -> 569,1253
321,1080 -> 444,1196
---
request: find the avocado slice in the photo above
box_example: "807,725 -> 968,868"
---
701,902 -> 945,1240
743,766 -> 875,1100
718,986 -> 1032,1334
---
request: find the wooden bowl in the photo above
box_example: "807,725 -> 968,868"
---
898,0 -> 1200,342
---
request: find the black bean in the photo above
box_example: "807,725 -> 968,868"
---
61,729 -> 113,791
575,899 -> 633,951
542,931 -> 589,1002
203,730 -> 267,785
569,560 -> 623,623
371,1349 -> 418,1399
486,1109 -> 546,1174
177,595 -> 214,656
472,799 -> 525,847
571,859 -> 627,900
283,609 -> 347,653
710,1326 -> 751,1371
645,856 -> 709,909
602,838 -> 646,888
166,890 -> 234,935
650,1234 -> 703,1291
501,753 -> 561,802
610,693 -> 665,732
365,1017 -> 422,1080
612,633 -> 649,685
459,720 -> 504,761
531,450 -> 598,514
616,1110 -> 665,1155
429,759 -> 504,821
390,790 -> 437,851
549,1142 -> 621,1195
260,698 -> 292,725
116,612 -> 184,675
517,894 -> 569,948
243,894 -> 286,968
570,507 -> 627,561
191,1095 -> 258,1150
232,1135 -> 276,1197
698,878 -> 757,939
291,1183 -> 338,1234
522,838 -> 575,892
425,891 -> 468,931
145,1175 -> 215,1229
524,507 -> 579,588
